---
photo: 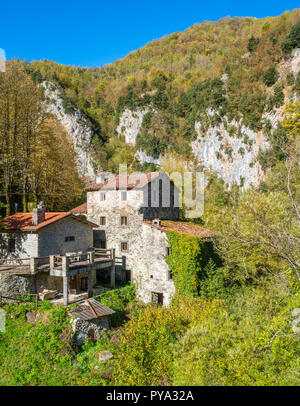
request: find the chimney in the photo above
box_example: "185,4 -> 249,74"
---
96,172 -> 109,184
32,202 -> 45,226
152,218 -> 161,227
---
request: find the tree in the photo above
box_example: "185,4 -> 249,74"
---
263,66 -> 279,87
0,60 -> 45,214
0,60 -> 83,214
281,21 -> 300,55
247,36 -> 260,53
31,116 -> 83,211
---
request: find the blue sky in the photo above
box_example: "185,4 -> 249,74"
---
1,1 -> 299,67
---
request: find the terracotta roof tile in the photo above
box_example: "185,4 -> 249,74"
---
86,172 -> 163,192
71,202 -> 87,214
2,211 -> 97,231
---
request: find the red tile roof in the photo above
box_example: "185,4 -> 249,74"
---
144,220 -> 215,238
71,202 -> 87,214
2,211 -> 96,231
86,172 -> 162,192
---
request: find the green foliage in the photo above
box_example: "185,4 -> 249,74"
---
263,66 -> 279,87
166,231 -> 221,296
272,84 -> 285,107
173,284 -> 300,385
281,21 -> 300,55
258,123 -> 288,169
22,10 -> 299,168
112,295 -> 223,385
141,111 -> 153,129
247,36 -> 260,53
286,72 -> 295,85
198,260 -> 238,300
0,304 -> 83,385
96,283 -> 139,327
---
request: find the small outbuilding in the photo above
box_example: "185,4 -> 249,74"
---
69,298 -> 115,345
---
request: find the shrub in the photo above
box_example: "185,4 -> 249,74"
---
112,295 -> 223,385
263,66 -> 279,87
281,22 -> 300,55
286,73 -> 295,86
172,285 -> 300,386
247,36 -> 260,53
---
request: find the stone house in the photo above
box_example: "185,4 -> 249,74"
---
85,171 -> 212,306
0,204 -> 98,296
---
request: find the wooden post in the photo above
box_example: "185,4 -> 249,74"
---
88,270 -> 93,298
63,275 -> 69,306
30,257 -> 39,274
87,250 -> 94,265
110,249 -> 116,289
62,256 -> 70,273
62,256 -> 70,306
49,255 -> 55,270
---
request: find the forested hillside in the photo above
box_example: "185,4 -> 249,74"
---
23,9 -> 300,186
1,10 -> 299,211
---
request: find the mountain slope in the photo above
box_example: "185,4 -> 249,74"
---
25,9 -> 300,187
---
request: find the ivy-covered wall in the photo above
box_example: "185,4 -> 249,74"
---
165,231 -> 221,297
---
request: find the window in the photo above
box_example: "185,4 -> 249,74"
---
121,191 -> 127,201
121,242 -> 128,252
100,216 -> 106,226
8,238 -> 15,253
151,292 -> 163,305
65,236 -> 75,242
121,216 -> 128,226
100,193 -> 106,201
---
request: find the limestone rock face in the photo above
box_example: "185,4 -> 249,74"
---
134,150 -> 161,165
42,82 -> 95,180
116,108 -> 149,144
117,108 -> 160,165
192,115 -> 270,189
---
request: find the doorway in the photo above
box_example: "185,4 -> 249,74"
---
69,276 -> 77,293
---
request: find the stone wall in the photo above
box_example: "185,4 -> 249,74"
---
0,274 -> 35,295
88,197 -> 175,305
0,232 -> 38,262
87,173 -> 179,224
131,223 -> 175,306
37,217 -> 93,257
70,316 -> 111,346
87,175 -> 178,305
0,271 -> 97,296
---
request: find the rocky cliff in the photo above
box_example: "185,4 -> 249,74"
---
114,48 -> 299,188
31,12 -> 299,188
42,82 -> 95,180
